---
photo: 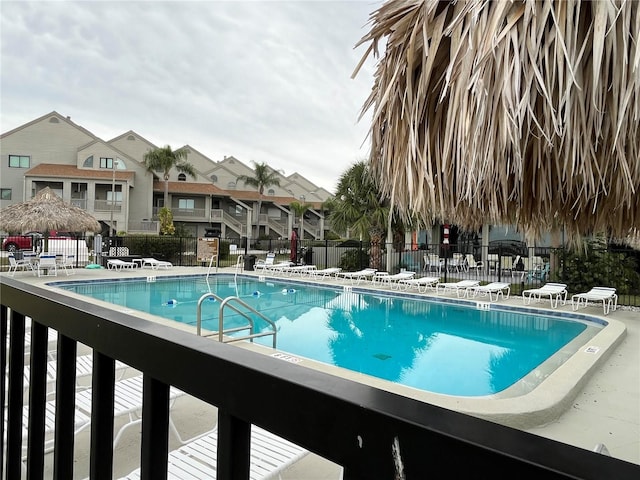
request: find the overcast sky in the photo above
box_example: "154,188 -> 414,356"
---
1,0 -> 384,193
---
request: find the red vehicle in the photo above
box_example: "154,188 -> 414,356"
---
2,231 -> 74,252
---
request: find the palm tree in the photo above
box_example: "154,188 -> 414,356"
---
236,161 -> 281,238
143,146 -> 197,209
327,161 -> 389,269
289,200 -> 312,238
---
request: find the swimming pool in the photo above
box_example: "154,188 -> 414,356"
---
56,274 -> 602,398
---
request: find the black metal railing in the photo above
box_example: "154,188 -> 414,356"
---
1,277 -> 638,479
2,234 -> 638,305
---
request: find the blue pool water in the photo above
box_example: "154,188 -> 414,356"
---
56,275 -> 596,397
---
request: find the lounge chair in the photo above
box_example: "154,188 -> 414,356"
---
118,424 -> 308,480
142,257 -> 173,269
571,287 -> 618,315
397,276 -> 440,293
279,264 -> 317,277
336,268 -> 377,284
7,253 -> 35,276
522,283 -> 567,308
108,259 -> 138,270
253,253 -> 276,272
374,271 -> 416,290
467,282 -> 511,302
19,375 -> 184,458
436,280 -> 480,297
308,267 -> 342,280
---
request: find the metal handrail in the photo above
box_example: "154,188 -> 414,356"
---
196,293 -> 277,348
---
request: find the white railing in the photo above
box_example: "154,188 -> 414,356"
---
95,200 -> 122,212
211,209 -> 247,235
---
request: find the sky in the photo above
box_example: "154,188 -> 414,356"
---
0,0 -> 385,193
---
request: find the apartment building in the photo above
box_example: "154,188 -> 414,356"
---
0,112 -> 331,240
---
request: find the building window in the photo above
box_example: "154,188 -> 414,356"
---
100,157 -> 114,169
227,181 -> 236,189
127,135 -> 135,141
106,190 -> 122,202
178,198 -> 194,210
83,155 -> 94,167
1,188 -> 11,200
210,175 -> 218,183
178,173 -> 187,181
115,158 -> 126,170
267,189 -> 275,196
8,155 -> 30,168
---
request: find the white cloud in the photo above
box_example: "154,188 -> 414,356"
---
1,0 -> 383,192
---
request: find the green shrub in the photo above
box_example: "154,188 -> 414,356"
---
560,238 -> 640,295
339,248 -> 370,271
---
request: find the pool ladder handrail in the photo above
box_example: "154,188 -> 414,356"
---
196,292 -> 277,348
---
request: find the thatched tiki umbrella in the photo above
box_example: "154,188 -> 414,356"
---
0,187 -> 101,251
353,0 -> 639,241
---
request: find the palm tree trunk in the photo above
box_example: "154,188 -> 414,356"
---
369,226 -> 384,270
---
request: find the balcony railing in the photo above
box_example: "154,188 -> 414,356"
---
94,200 -> 122,212
70,198 -> 87,210
1,277 -> 636,480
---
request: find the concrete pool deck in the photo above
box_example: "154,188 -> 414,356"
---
3,266 -> 639,476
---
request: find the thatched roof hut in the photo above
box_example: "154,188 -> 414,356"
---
0,187 -> 101,235
353,0 -> 639,241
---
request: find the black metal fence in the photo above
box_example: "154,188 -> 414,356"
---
3,234 -> 638,306
2,277 -> 638,479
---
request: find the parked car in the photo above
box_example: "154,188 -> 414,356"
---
2,231 -> 74,252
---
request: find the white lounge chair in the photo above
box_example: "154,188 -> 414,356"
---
253,253 -> 276,272
436,280 -> 480,297
7,253 -> 34,276
142,257 -> 173,269
468,282 -> 511,302
22,353 -> 129,392
522,283 -> 568,308
336,268 -> 377,284
464,254 -> 483,275
571,287 -> 618,315
374,271 -> 416,290
397,276 -> 440,293
118,424 -> 308,480
19,375 -> 184,458
108,259 -> 138,270
308,267 -> 341,280
37,254 -> 58,277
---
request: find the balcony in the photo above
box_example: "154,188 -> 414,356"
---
95,200 -> 122,212
1,277 -> 636,480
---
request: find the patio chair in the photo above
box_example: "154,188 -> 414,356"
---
436,280 -> 480,298
37,254 -> 58,277
58,254 -> 76,276
522,283 -> 568,308
336,268 -> 377,285
107,259 -> 138,270
141,257 -> 173,269
7,253 -> 35,276
397,276 -> 440,293
571,287 -> 618,315
467,282 -> 511,302
118,424 -> 308,480
464,254 -> 483,275
424,254 -> 442,273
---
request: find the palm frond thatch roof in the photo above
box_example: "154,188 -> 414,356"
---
353,0 -> 639,241
0,187 -> 101,234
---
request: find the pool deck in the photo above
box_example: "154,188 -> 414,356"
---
3,265 -> 639,477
